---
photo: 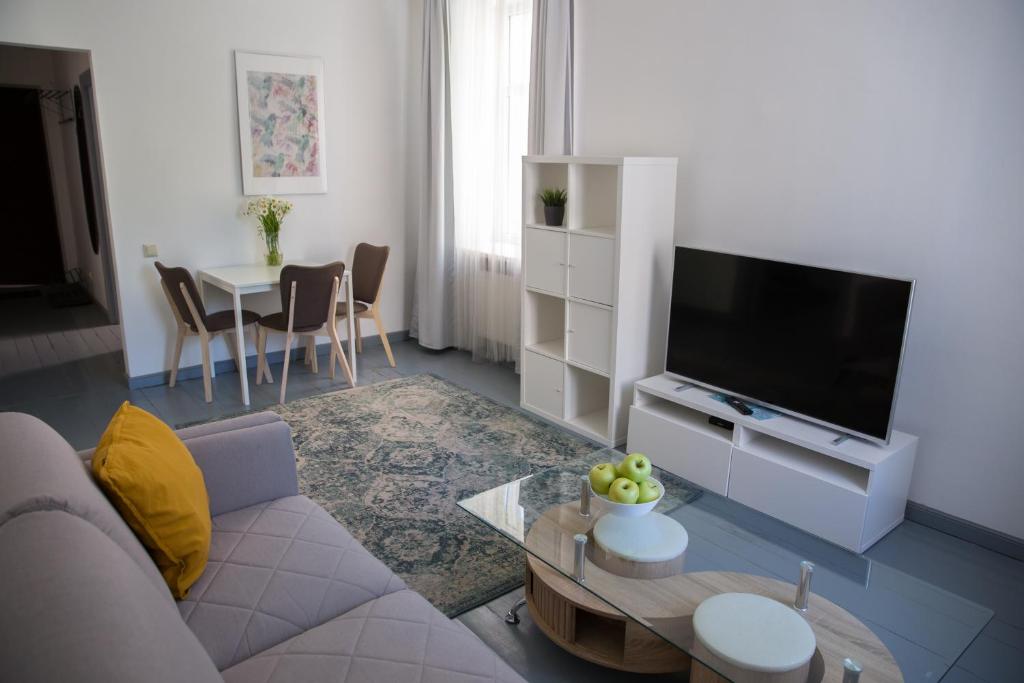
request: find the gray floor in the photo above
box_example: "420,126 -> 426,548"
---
0,293 -> 119,377
0,293 -> 111,336
0,339 -> 1020,682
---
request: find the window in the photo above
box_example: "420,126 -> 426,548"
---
449,0 -> 533,260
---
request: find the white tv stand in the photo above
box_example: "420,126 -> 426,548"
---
627,374 -> 918,553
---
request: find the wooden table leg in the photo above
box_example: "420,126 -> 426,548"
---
199,278 -> 216,378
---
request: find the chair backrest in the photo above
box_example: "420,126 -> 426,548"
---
280,262 -> 345,330
352,243 -> 390,305
155,262 -> 206,330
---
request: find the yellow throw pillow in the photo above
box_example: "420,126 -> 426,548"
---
92,402 -> 211,599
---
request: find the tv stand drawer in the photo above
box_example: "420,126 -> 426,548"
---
729,442 -> 869,550
627,404 -> 732,496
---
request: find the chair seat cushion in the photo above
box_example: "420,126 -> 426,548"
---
258,311 -> 322,333
204,309 -> 260,332
178,495 -> 406,671
221,589 -> 526,683
335,301 -> 369,317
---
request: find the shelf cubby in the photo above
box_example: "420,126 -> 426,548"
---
523,290 -> 565,360
566,365 -> 610,439
521,156 -> 678,447
525,161 -> 570,227
570,164 -> 619,234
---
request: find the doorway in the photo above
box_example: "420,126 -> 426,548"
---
0,44 -> 121,377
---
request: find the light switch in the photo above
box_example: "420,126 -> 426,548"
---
143,244 -> 159,258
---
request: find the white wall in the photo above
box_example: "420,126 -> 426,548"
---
0,0 -> 414,377
575,0 -> 1024,538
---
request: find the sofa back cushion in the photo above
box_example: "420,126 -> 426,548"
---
0,412 -> 172,601
0,510 -> 222,683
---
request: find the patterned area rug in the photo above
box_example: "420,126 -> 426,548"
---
272,374 -> 597,616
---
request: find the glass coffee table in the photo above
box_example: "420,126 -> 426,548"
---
458,449 -> 992,683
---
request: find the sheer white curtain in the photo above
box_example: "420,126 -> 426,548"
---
448,0 -> 532,364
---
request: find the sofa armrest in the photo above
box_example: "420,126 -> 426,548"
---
183,419 -> 299,516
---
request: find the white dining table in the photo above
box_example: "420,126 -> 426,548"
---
196,263 -> 357,405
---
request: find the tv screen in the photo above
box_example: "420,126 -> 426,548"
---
666,248 -> 913,442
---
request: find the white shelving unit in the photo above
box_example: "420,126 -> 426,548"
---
520,155 -> 677,446
627,373 -> 919,552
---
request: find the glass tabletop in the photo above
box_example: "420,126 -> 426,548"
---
457,448 -> 993,682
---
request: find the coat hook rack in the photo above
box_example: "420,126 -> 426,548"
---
38,88 -> 74,124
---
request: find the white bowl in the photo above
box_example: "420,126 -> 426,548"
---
591,478 -> 664,518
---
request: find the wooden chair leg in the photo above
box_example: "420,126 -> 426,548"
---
256,327 -> 270,384
308,336 -> 319,374
249,325 -> 260,378
279,332 -> 294,404
255,328 -> 263,385
304,337 -> 313,366
329,320 -> 339,375
373,308 -> 396,367
226,331 -> 242,373
329,326 -> 355,387
169,328 -> 185,387
355,316 -> 362,353
199,334 -> 213,403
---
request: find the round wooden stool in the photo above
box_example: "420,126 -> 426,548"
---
692,592 -> 817,683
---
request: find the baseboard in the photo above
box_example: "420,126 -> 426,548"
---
905,501 -> 1024,562
128,330 -> 409,390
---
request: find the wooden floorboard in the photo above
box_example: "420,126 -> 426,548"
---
0,325 -> 121,376
77,327 -> 109,356
30,334 -> 59,366
63,330 -> 91,360
48,331 -> 76,363
0,338 -> 18,374
13,337 -> 41,370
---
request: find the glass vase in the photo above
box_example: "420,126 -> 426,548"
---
264,233 -> 282,266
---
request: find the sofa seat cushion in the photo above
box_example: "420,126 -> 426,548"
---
179,495 -> 406,670
221,589 -> 526,683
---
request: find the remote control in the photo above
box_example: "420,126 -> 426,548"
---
724,396 -> 754,416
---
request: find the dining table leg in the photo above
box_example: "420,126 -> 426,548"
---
232,289 -> 250,405
346,273 -> 357,384
199,278 -> 215,378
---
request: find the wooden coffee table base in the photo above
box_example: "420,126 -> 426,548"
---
521,503 -> 903,682
525,556 -> 692,674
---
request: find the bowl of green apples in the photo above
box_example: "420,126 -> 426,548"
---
588,453 -> 663,518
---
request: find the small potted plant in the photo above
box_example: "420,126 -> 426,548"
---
242,195 -> 293,266
538,188 -> 567,227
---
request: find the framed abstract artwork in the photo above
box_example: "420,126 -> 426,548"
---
235,51 -> 327,195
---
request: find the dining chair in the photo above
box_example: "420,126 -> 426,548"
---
155,262 -> 260,403
256,262 -> 354,404
332,243 -> 395,370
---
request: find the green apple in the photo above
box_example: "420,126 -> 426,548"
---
608,477 -> 640,504
619,453 -> 652,483
637,479 -> 661,504
588,463 -> 617,495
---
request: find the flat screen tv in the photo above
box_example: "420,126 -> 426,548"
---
666,247 -> 914,444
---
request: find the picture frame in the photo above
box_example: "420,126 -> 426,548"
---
235,51 -> 327,195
